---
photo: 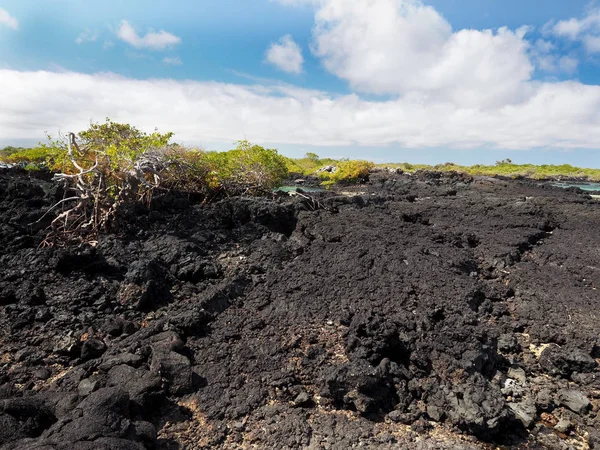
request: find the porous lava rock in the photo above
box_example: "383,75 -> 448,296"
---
0,167 -> 599,449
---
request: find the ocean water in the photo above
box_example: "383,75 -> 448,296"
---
275,186 -> 325,193
551,182 -> 600,192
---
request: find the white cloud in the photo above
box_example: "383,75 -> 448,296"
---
583,34 -> 600,53
306,0 -> 533,108
265,35 -> 304,73
549,10 -> 600,40
162,56 -> 183,66
547,9 -> 600,54
3,0 -> 600,152
532,39 -> 579,74
3,69 -> 600,150
116,20 -> 181,51
0,8 -> 18,30
76,29 -> 99,45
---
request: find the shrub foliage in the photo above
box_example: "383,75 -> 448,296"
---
5,121 -> 290,244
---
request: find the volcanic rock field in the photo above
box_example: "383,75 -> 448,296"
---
0,168 -> 599,449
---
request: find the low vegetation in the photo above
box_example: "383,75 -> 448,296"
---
378,160 -> 600,181
2,120 -> 600,244
0,120 -> 292,244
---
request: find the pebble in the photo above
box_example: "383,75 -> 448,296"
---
554,418 -> 571,434
33,368 -> 51,380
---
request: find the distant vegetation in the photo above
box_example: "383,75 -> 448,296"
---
3,133 -> 600,183
377,160 -> 600,181
2,120 -> 600,245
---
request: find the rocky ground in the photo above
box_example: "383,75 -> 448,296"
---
0,167 -> 599,449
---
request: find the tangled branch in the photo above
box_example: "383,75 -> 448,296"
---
42,133 -> 167,246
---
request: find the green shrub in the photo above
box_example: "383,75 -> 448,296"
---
39,118 -> 173,174
319,160 -> 374,185
5,147 -> 51,166
205,140 -> 289,195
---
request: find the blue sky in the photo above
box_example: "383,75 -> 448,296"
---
3,0 -> 600,165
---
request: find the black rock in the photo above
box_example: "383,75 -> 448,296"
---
150,348 -> 192,395
557,389 -> 591,415
539,345 -> 597,377
80,338 -> 107,361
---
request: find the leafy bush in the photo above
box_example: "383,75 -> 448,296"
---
35,119 -> 174,244
160,146 -> 214,197
4,147 -> 51,166
319,160 -> 374,185
204,140 -> 289,195
285,152 -> 339,176
31,127 -> 289,244
39,119 -> 173,173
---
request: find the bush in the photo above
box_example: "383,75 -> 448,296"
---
319,160 -> 374,185
35,128 -> 289,244
160,146 -> 214,198
37,119 -> 174,244
204,140 -> 289,195
4,147 -> 51,166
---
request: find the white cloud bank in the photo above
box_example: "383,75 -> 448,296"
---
3,0 -> 600,151
2,69 -> 600,150
306,0 -> 534,109
0,8 -> 18,30
265,35 -> 304,73
117,20 -> 181,50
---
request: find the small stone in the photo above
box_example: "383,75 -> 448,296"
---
78,377 -> 99,397
53,335 -> 78,355
388,410 -> 418,424
558,389 -> 591,415
554,418 -> 571,434
150,348 -> 192,395
15,347 -> 36,363
507,367 -> 527,385
426,405 -> 444,422
498,334 -> 520,353
541,412 -> 558,426
98,352 -> 144,371
33,368 -> 51,380
80,338 -> 106,361
293,392 -> 312,407
410,418 -> 431,433
502,378 -> 521,396
508,401 -> 536,428
536,388 -> 554,411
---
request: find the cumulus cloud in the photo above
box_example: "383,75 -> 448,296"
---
3,1 -> 600,152
547,8 -> 600,53
162,56 -> 183,66
75,29 -> 99,45
0,8 -> 18,30
117,20 -> 181,50
3,70 -> 600,150
303,0 -> 534,109
265,35 -> 304,73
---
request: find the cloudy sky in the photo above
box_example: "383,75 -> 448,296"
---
2,0 -> 600,165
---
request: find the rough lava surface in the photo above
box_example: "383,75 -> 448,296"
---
0,167 -> 599,449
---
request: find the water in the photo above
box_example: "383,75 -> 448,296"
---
275,185 -> 326,193
551,182 -> 600,192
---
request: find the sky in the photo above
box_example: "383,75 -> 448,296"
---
3,0 -> 600,165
